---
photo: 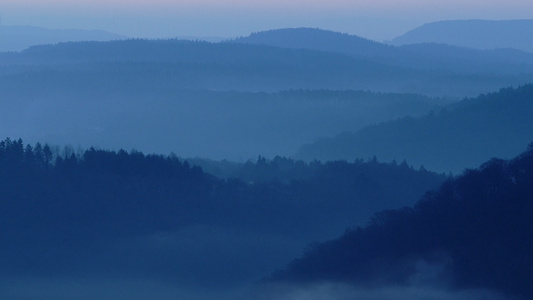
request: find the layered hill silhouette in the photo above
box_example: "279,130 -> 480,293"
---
2,36 -> 533,96
391,19 -> 533,53
2,24 -> 532,300
0,39 -> 444,95
296,84 -> 533,174
272,143 -> 533,299
2,31 -> 533,161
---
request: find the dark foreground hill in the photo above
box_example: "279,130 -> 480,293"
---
296,84 -> 533,174
270,143 -> 533,299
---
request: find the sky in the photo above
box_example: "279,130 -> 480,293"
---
1,0 -> 533,41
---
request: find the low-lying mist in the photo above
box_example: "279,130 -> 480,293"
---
247,282 -> 515,300
252,257 -> 517,299
2,274 -> 517,300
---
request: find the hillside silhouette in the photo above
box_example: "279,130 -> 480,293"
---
296,84 -> 533,173
233,28 -> 398,58
272,143 -> 533,299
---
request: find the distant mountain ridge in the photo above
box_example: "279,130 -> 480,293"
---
232,27 -> 533,75
391,19 -> 533,53
5,38 -> 533,98
232,27 -> 398,58
0,25 -> 127,52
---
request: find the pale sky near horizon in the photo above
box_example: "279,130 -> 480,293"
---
1,0 -> 532,41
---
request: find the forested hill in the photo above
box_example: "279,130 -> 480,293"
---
296,84 -> 533,174
232,28 -> 398,58
0,138 -> 444,239
272,143 -> 533,299
0,38 -> 394,67
0,138 -> 444,285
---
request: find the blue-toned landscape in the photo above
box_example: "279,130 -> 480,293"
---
1,5 -> 533,299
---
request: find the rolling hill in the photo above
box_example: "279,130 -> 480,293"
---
232,27 -> 398,58
295,84 -> 533,174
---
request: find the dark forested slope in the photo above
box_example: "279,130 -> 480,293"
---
296,84 -> 533,174
273,143 -> 533,299
0,138 -> 444,286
